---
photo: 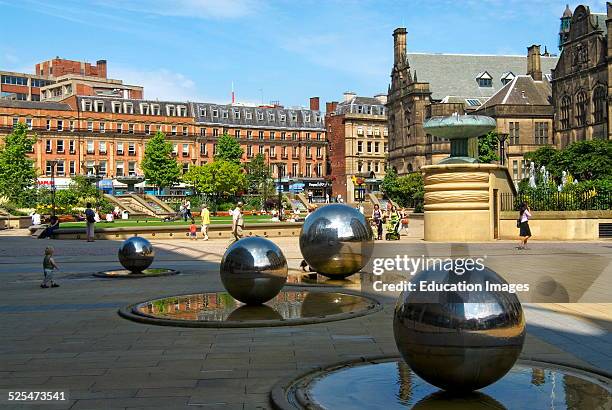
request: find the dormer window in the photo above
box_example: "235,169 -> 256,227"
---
151,104 -> 160,115
82,100 -> 92,111
94,100 -> 105,112
465,99 -> 481,107
476,71 -> 493,87
233,110 -> 240,119
268,113 -> 275,121
257,112 -> 264,121
111,101 -> 122,113
222,110 -> 228,119
140,103 -> 150,115
124,102 -> 133,114
500,72 -> 515,85
167,105 -> 176,116
279,113 -> 286,122
304,113 -> 311,122
212,109 -> 219,117
177,106 -> 187,116
200,107 -> 206,116
291,112 -> 297,121
245,111 -> 252,120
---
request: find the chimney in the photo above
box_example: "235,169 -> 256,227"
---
343,91 -> 356,102
96,59 -> 107,78
326,101 -> 338,113
527,45 -> 542,81
309,97 -> 320,111
393,27 -> 407,67
374,93 -> 388,104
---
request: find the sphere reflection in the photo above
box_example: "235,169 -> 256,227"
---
118,237 -> 155,273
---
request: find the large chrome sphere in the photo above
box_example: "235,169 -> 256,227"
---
393,265 -> 525,392
118,237 -> 154,272
220,237 -> 288,305
299,204 -> 374,279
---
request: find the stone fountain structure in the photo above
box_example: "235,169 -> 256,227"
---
422,114 -> 516,241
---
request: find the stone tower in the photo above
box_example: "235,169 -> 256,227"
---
559,4 -> 572,51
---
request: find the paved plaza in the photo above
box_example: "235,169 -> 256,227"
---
0,229 -> 610,409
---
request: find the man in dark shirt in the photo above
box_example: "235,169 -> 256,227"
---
84,203 -> 96,242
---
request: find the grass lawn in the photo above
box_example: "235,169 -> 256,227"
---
60,215 -> 273,228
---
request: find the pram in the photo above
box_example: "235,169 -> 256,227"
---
385,213 -> 401,240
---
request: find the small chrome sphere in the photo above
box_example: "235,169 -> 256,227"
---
118,237 -> 155,273
393,265 -> 525,392
220,237 -> 288,305
299,204 -> 374,279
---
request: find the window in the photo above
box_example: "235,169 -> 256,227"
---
99,122 -> 105,133
46,119 -> 51,131
269,113 -> 275,121
151,104 -> 160,115
213,128 -> 219,137
200,107 -> 206,117
509,122 -> 520,145
117,123 -> 123,133
259,145 -> 264,154
222,110 -> 228,119
477,77 -> 492,87
306,132 -> 311,140
305,145 -> 311,158
282,146 -> 288,158
69,140 -> 75,153
182,143 -> 189,156
270,146 -> 276,157
233,110 -> 240,119
87,140 -> 94,154
306,164 -> 311,177
291,112 -> 297,122
167,105 -> 176,116
56,140 -> 64,153
82,100 -> 92,111
235,130 -> 241,138
200,127 -> 206,136
57,120 -> 63,132
182,126 -> 188,136
94,101 -> 105,112
246,130 -> 252,140
270,132 -> 275,140
69,120 -> 74,132
182,163 -> 189,174
55,161 -> 65,176
560,96 -> 571,129
304,113 -> 311,122
513,160 -> 519,180
116,161 -> 124,177
245,111 -> 252,120
367,127 -> 373,136
292,132 -> 298,140
357,141 -> 363,153
534,122 -> 548,145
99,141 -> 107,154
575,91 -> 587,126
46,140 -> 52,153
200,142 -> 207,156
281,132 -> 286,140
1,75 -> 27,85
169,126 -> 176,135
112,101 -> 122,113
98,160 -> 107,176
128,162 -> 136,176
124,102 -> 133,114
292,163 -> 298,177
466,99 -> 481,107
128,124 -> 134,134
178,106 -> 187,116
258,131 -> 264,140
316,163 -> 322,177
247,145 -> 253,157
521,160 -> 528,179
316,133 -> 322,140
257,111 -> 264,121
140,103 -> 150,115
128,142 -> 136,155
293,146 -> 299,158
116,142 -> 124,155
145,124 -> 150,135
279,113 -> 286,122
69,161 -> 75,175
212,109 -> 219,117
593,87 -> 606,124
87,121 -> 93,132
316,146 -> 322,158
357,126 -> 364,135
375,142 -> 380,153
367,141 -> 372,153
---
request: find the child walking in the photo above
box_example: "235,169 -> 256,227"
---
41,246 -> 59,288
189,218 -> 197,240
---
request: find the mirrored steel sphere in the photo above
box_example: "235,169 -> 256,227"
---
393,265 -> 525,392
220,237 -> 288,305
299,204 -> 374,279
118,237 -> 155,273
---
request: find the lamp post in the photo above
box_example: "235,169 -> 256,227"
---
273,163 -> 283,221
356,159 -> 364,203
497,133 -> 509,166
93,164 -> 101,206
48,160 -> 58,217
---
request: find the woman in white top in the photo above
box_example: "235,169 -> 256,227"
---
517,202 -> 532,250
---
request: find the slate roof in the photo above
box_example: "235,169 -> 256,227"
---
591,13 -> 607,34
0,100 -> 72,110
76,96 -> 189,116
406,53 -> 559,101
477,75 -> 552,110
334,96 -> 386,115
191,102 -> 324,131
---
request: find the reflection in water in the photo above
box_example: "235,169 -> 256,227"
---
135,291 -> 374,322
307,360 -> 611,410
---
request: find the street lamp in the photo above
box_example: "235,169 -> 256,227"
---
497,133 -> 509,166
272,163 -> 283,221
48,160 -> 58,217
93,164 -> 101,206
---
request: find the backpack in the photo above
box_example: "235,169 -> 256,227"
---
86,210 -> 95,223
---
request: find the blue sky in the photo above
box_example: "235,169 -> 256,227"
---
0,0 -> 606,108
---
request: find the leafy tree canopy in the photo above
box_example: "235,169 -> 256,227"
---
478,131 -> 500,164
0,122 -> 37,205
183,160 -> 246,197
245,153 -> 270,193
214,133 -> 244,164
381,168 -> 424,210
141,131 -> 181,192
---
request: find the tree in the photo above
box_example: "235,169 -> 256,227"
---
141,131 -> 181,194
381,167 -> 400,199
478,131 -> 500,164
381,168 -> 424,211
214,133 -> 244,164
245,153 -> 270,194
183,160 -> 246,198
0,122 -> 37,205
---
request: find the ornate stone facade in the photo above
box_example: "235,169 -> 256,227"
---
551,4 -> 611,146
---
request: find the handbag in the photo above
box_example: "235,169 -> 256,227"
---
516,219 -> 521,228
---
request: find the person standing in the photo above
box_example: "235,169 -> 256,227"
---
371,204 -> 383,240
184,199 -> 192,221
41,246 -> 59,288
517,202 -> 532,250
201,204 -> 210,240
307,190 -> 313,203
232,202 -> 244,242
189,218 -> 197,240
84,202 -> 96,242
325,192 -> 330,203
399,209 -> 410,235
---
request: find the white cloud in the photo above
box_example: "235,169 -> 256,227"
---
109,66 -> 219,102
101,0 -> 261,19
